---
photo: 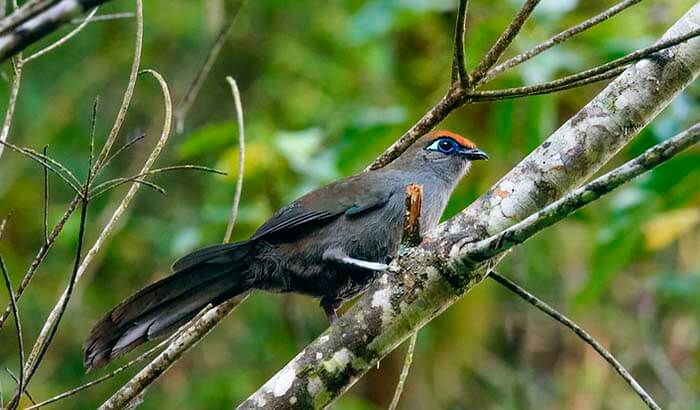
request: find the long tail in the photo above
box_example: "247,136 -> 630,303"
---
84,241 -> 255,370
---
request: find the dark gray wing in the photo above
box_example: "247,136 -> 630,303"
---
251,172 -> 395,242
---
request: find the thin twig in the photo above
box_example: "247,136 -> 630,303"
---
469,65 -> 627,102
369,0 -> 541,170
93,0 -> 143,172
367,87 -> 464,170
0,0 -> 143,331
99,74 -> 248,409
25,308 -> 210,410
100,133 -> 145,170
89,165 -> 224,198
468,0 -> 540,87
484,0 -> 643,81
388,332 -> 417,410
23,6 -> 98,63
450,0 -> 469,87
0,54 -> 23,161
474,28 -> 700,100
20,66 -> 172,394
1,257 -> 24,410
489,271 -> 659,410
224,77 -> 245,242
0,211 -> 13,242
4,368 -> 35,405
175,0 -> 243,133
461,123 -> 700,261
42,146 -> 49,245
70,12 -> 133,24
0,140 -> 86,197
8,172 -> 90,409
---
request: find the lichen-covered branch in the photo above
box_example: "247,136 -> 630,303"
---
461,123 -> 700,262
240,5 -> 700,408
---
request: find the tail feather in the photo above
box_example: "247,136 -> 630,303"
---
84,241 -> 254,370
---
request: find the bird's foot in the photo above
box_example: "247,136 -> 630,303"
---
320,298 -> 342,324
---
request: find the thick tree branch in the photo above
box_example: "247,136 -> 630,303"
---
240,5 -> 700,408
461,123 -> 700,261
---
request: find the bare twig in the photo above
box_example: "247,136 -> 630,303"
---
489,271 -> 659,409
0,55 -> 23,161
460,123 -> 700,262
8,169 -> 90,409
100,133 -> 146,170
175,0 -> 243,133
94,0 -> 143,172
70,12 -> 133,24
20,67 -> 172,395
24,308 -> 209,410
369,4 -> 700,171
450,0 -> 469,87
4,368 -> 35,405
1,257 -> 24,410
0,211 -> 13,242
367,87 -> 465,170
484,0 -> 643,81
23,6 -> 98,63
42,146 -> 49,245
388,332 -> 417,410
0,0 -> 143,330
224,77 -> 245,242
471,27 -> 700,102
89,165 -> 224,198
0,140 -> 86,197
468,0 -> 540,87
469,65 -> 627,102
99,74 -> 248,409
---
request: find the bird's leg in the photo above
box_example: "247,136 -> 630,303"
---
320,297 -> 341,324
322,248 -> 389,272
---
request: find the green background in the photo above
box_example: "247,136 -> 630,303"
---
0,0 -> 699,408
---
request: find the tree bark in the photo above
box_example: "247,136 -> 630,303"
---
239,4 -> 700,409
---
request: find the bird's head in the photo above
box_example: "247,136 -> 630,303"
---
390,130 -> 488,181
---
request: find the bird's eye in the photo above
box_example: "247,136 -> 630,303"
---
438,139 -> 454,153
426,138 -> 458,154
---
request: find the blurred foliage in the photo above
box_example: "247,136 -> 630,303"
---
0,0 -> 699,409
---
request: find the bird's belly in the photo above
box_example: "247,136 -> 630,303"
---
256,204 -> 404,301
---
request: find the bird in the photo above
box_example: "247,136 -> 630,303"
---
83,130 -> 488,369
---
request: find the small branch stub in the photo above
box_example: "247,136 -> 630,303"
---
402,184 -> 422,247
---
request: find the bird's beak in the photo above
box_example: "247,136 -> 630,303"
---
460,147 -> 489,160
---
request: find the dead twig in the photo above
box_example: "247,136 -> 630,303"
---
98,75 -> 248,409
489,271 -> 659,410
484,0 -> 643,81
1,257 -> 24,410
175,0 -> 244,133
